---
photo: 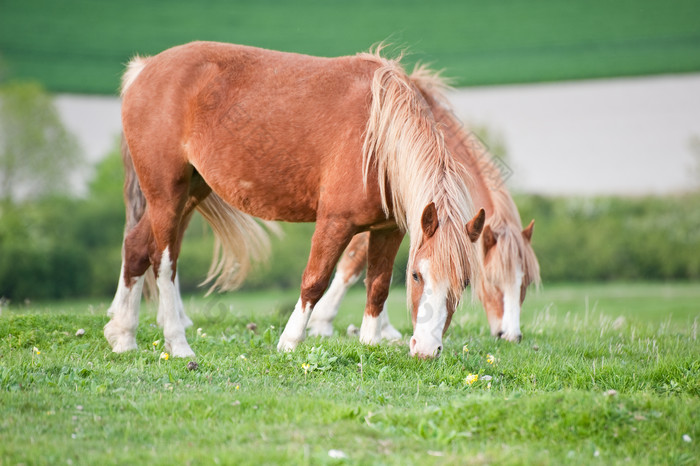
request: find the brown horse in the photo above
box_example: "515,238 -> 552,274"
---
307,68 -> 541,345
104,41 -> 484,359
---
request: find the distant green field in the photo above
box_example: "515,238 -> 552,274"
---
1,0 -> 699,94
1,283 -> 698,464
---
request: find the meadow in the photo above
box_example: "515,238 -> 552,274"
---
1,0 -> 699,93
1,282 -> 698,464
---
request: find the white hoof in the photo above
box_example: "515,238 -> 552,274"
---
381,325 -> 402,342
104,321 -> 137,353
307,320 -> 334,338
499,330 -> 523,343
277,334 -> 301,352
165,338 -> 196,358
359,314 -> 381,345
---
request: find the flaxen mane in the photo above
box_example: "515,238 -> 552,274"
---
409,66 -> 541,290
359,52 -> 481,305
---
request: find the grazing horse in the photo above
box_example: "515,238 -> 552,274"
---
307,67 -> 541,344
104,41 -> 485,359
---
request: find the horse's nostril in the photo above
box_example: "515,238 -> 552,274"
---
516,334 -> 523,343
497,331 -> 504,339
436,345 -> 443,357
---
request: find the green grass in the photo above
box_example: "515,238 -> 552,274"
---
1,282 -> 698,464
1,0 -> 699,93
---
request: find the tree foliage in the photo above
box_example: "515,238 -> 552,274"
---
0,81 -> 82,203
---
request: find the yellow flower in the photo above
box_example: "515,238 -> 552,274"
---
487,354 -> 495,365
235,383 -> 240,390
160,352 -> 169,360
462,345 -> 469,353
32,347 -> 40,355
302,363 -> 310,374
465,373 -> 478,385
152,340 -> 160,347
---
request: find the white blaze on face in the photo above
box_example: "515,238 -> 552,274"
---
500,265 -> 524,342
409,259 -> 448,358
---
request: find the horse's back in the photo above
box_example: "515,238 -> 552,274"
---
121,41 -> 385,223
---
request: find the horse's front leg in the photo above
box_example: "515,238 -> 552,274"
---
307,232 -> 369,337
359,228 -> 404,345
277,219 -> 356,352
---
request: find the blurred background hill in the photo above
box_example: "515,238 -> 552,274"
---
1,0 -> 699,300
2,0 -> 699,93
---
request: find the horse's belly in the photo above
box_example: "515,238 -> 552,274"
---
205,173 -> 318,222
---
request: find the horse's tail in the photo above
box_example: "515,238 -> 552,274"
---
195,194 -> 281,294
122,135 -> 278,297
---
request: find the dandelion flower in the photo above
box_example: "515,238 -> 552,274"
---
465,373 -> 478,385
487,354 -> 495,365
235,383 -> 240,390
160,352 -> 169,360
152,340 -> 160,347
32,347 -> 40,355
462,345 -> 469,353
302,363 -> 310,375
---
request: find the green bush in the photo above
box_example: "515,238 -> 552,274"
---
2,150 -> 699,301
516,193 -> 700,282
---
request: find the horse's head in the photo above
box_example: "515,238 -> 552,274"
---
408,203 -> 485,358
478,219 -> 537,342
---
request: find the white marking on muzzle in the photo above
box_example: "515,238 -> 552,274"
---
409,259 -> 448,358
500,265 -> 524,342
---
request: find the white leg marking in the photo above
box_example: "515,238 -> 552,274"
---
173,272 -> 193,328
307,272 -> 354,337
158,248 -> 195,358
379,303 -> 402,341
278,298 -> 312,352
500,266 -> 524,342
157,272 -> 193,330
409,259 -> 448,358
104,263 -> 145,353
359,313 -> 381,345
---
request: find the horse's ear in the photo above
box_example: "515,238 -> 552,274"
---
522,219 -> 535,242
466,208 -> 485,242
421,202 -> 439,239
482,224 -> 497,254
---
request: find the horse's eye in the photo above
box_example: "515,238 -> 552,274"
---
411,271 -> 419,282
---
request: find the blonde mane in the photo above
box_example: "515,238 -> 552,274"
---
359,51 -> 481,304
408,65 -> 541,290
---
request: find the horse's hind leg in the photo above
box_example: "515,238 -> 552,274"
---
156,185 -> 210,332
148,168 -> 211,358
307,232 -> 369,337
105,215 -> 154,352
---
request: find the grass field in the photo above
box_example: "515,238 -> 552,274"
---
1,282 -> 698,464
1,0 -> 699,93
